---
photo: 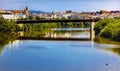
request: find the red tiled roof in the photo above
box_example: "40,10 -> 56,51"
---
11,10 -> 25,14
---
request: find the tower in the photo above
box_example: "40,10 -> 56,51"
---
25,6 -> 29,18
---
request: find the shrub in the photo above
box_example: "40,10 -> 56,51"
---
94,18 -> 120,41
94,19 -> 110,35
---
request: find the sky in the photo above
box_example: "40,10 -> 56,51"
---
0,0 -> 120,12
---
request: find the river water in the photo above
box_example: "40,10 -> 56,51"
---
0,28 -> 120,71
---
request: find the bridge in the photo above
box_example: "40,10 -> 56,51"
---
16,19 -> 99,24
16,19 -> 100,40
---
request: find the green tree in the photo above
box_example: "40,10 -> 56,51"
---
35,16 -> 40,20
0,18 -> 20,33
94,18 -> 120,41
28,16 -> 34,20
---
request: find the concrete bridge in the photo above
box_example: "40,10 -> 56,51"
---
16,19 -> 100,40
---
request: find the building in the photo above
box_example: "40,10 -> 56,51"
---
11,6 -> 29,19
0,6 -> 29,20
0,9 -> 5,13
0,13 -> 13,20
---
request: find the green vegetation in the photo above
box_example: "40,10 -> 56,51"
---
20,16 -> 91,28
0,31 -> 19,55
0,17 -> 21,33
94,18 -> 120,41
0,18 -> 21,54
22,23 -> 56,37
0,17 -> 90,38
21,22 -> 90,38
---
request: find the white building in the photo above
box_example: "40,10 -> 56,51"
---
0,6 -> 29,20
0,13 -> 26,20
0,13 -> 14,20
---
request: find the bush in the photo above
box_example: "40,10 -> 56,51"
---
94,19 -> 111,35
94,18 -> 120,41
0,18 -> 21,32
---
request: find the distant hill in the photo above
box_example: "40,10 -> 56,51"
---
29,10 -> 46,14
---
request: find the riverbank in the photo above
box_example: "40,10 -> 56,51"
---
94,18 -> 120,42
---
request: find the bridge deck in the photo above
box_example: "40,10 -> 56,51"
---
16,19 -> 99,24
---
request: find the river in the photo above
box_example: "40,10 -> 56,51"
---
0,28 -> 120,71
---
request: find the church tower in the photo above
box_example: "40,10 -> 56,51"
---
25,6 -> 29,18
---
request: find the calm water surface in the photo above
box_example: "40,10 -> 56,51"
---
0,28 -> 120,71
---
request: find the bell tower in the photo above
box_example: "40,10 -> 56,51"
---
25,6 -> 29,18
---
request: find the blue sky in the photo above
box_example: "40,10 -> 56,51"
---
0,0 -> 119,12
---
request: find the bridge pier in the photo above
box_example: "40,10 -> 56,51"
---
90,22 -> 96,41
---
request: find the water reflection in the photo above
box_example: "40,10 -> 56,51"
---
107,48 -> 120,56
94,36 -> 120,57
22,28 -> 90,38
94,36 -> 120,45
0,40 -> 120,71
0,28 -> 120,71
0,28 -> 120,57
0,32 -> 19,55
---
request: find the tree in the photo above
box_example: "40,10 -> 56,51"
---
94,18 -> 120,41
0,17 -> 20,32
28,16 -> 34,20
35,16 -> 40,20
